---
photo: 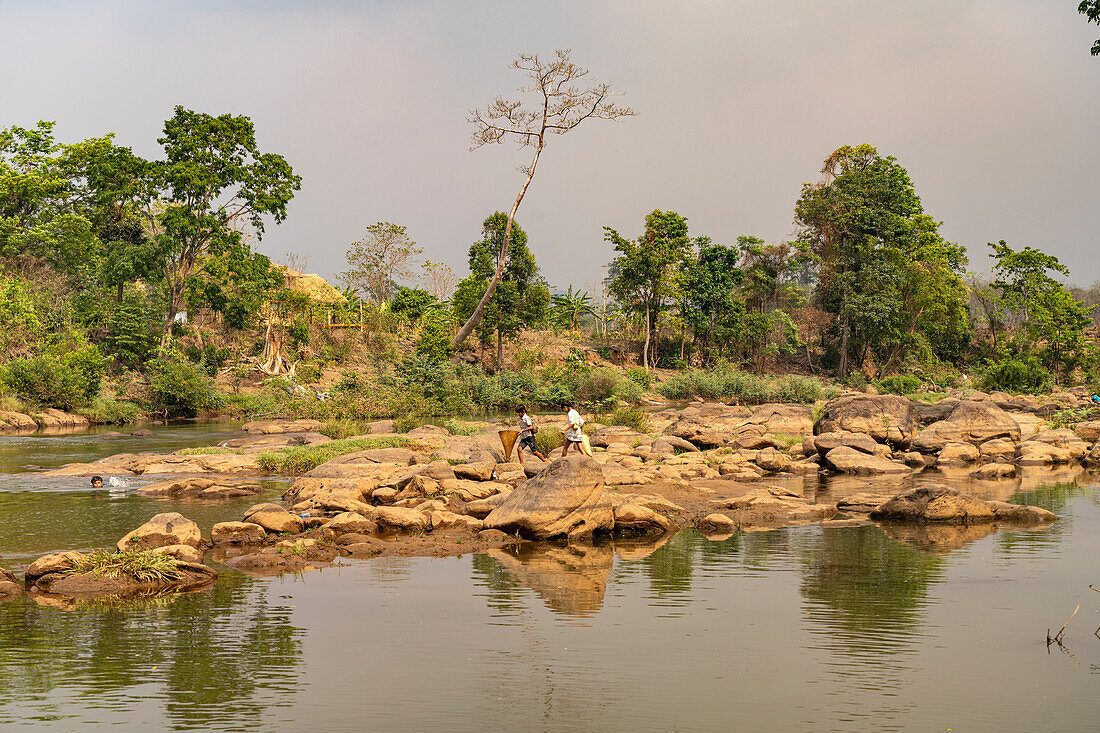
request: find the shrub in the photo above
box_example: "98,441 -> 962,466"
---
844,371 -> 869,391
78,398 -> 142,425
393,414 -> 428,433
390,287 -> 437,322
978,355 -> 1052,394
599,405 -> 650,433
534,429 -> 565,455
657,368 -> 830,405
416,308 -> 455,361
1,344 -> 107,410
625,368 -> 652,389
68,549 -> 181,582
147,358 -> 223,417
875,374 -> 920,395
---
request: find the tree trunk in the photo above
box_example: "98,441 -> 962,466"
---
496,329 -> 503,370
116,281 -> 124,303
160,280 -> 184,350
643,300 -> 651,371
451,139 -> 545,350
838,315 -> 850,379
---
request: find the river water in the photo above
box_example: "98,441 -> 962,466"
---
1,424 -> 1099,731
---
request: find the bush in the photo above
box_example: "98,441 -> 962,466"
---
876,374 -> 920,395
1,344 -> 108,410
393,414 -> 428,433
599,405 -> 650,433
844,371 -> 868,391
978,355 -> 1052,394
625,368 -> 652,389
657,368 -> 832,404
257,435 -> 431,474
147,358 -> 223,417
78,398 -> 142,424
416,308 -> 454,361
390,287 -> 437,322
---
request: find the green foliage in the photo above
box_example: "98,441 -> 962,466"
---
184,344 -> 230,377
599,405 -> 651,433
658,368 -> 835,404
390,287 -> 437,322
0,275 -> 47,358
340,222 -> 422,304
1,344 -> 108,410
393,414 -> 428,433
977,355 -> 1052,395
147,357 -> 223,417
105,288 -> 157,365
256,435 -> 431,474
176,446 -> 243,456
416,307 -> 455,361
67,549 -> 182,582
319,420 -> 368,440
443,418 -> 482,436
550,285 -> 595,330
876,374 -> 920,395
77,398 -> 142,424
1081,1 -> 1100,55
625,367 -> 652,389
534,429 -> 565,455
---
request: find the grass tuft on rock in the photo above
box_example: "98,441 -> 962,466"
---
67,549 -> 182,582
176,446 -> 243,456
597,405 -> 651,433
257,435 -> 438,474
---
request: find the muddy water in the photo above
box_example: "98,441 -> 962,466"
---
2,430 -> 1100,731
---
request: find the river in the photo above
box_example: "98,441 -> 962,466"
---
1,423 -> 1098,731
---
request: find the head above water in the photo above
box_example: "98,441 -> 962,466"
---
91,475 -> 103,488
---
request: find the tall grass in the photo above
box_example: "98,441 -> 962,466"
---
658,369 -> 837,404
68,549 -> 182,582
257,435 -> 439,474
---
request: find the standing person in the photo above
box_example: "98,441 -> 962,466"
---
561,401 -> 587,457
515,405 -> 546,466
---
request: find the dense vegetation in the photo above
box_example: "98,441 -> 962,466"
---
2,108 -> 1096,426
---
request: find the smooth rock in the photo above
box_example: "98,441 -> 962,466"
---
815,394 -> 918,447
211,522 -> 267,545
484,455 -> 612,540
117,512 -> 201,551
870,485 -> 1058,524
824,446 -> 909,475
242,503 -> 304,534
911,401 -> 1022,453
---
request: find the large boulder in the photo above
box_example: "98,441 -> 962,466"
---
650,435 -> 699,455
824,446 -> 909,475
1074,420 -> 1100,444
242,503 -> 304,534
0,567 -> 21,599
0,411 -> 37,432
747,403 -> 814,436
815,395 -> 918,447
211,521 -> 267,545
484,455 -> 613,540
870,485 -> 1058,524
612,503 -> 675,534
935,442 -> 981,467
323,512 -> 378,535
25,551 -> 86,582
1016,441 -> 1073,466
813,430 -> 880,456
911,401 -> 1022,453
136,477 -> 265,499
117,513 -> 202,551
241,419 -> 323,435
590,426 -> 646,448
663,418 -> 731,449
1025,429 -> 1089,460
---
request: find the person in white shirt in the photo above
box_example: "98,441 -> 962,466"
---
514,405 -> 546,466
561,401 -> 587,457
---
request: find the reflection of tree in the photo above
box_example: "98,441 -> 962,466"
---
0,573 -> 303,729
798,527 -> 946,638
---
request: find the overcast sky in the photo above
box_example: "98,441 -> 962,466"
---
3,0 -> 1098,290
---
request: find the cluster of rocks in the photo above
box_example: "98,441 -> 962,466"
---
0,408 -> 90,433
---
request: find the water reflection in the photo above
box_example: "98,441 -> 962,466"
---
482,544 -> 614,617
0,572 -> 302,730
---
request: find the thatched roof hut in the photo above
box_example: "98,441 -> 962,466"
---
277,266 -> 347,305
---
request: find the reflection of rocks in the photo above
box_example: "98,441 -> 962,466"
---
877,522 -> 1000,552
870,485 -> 1057,525
0,567 -> 22,600
613,533 -> 672,560
488,543 -> 614,616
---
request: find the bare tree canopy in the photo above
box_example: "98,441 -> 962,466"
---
340,222 -> 422,303
450,49 -> 633,349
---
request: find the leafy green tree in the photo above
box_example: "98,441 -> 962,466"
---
1081,1 -> 1100,55
390,286 -> 438,322
794,144 -> 970,377
683,241 -> 747,362
453,213 -> 549,368
605,210 -> 694,370
340,222 -> 422,304
987,240 -> 1095,378
184,240 -> 282,329
150,106 -> 301,347
550,286 -> 595,330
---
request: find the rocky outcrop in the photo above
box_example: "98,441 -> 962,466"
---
697,513 -> 736,536
211,521 -> 267,545
31,409 -> 90,430
911,401 -> 1021,453
117,513 -> 202,551
33,561 -> 217,597
815,394 -> 918,447
935,442 -> 981,467
824,446 -> 909,475
812,431 -> 880,456
136,477 -> 266,499
242,503 -> 304,534
1024,429 -> 1089,461
0,567 -> 23,599
0,411 -> 38,432
870,485 -> 1058,525
747,403 -> 814,436
241,419 -> 323,434
45,452 -> 261,477
612,502 -> 675,534
484,456 -> 612,540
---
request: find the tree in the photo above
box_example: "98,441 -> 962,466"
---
550,286 -> 595,330
682,241 -> 746,362
453,213 -> 549,368
419,259 -> 457,301
340,222 -> 422,304
451,49 -> 633,349
1081,1 -> 1100,55
988,240 -> 1095,377
794,144 -> 970,378
150,106 -> 301,347
605,210 -> 693,370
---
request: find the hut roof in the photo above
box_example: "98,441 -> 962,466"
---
277,266 -> 347,304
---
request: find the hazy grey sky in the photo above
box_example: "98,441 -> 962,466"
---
3,0 -> 1098,289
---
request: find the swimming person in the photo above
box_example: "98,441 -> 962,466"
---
561,402 -> 586,457
515,405 -> 546,466
91,475 -> 103,489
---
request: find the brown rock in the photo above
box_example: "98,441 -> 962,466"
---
748,403 -> 814,436
323,512 -> 378,535
612,503 -> 675,534
979,438 -> 1017,461
151,544 -> 204,564
815,394 -> 918,447
0,411 -> 37,432
813,430 -> 880,456
241,419 -> 323,435
970,463 -> 1016,480
936,442 -> 981,467
824,446 -> 909,475
1015,441 -> 1073,466
911,401 -> 1022,453
870,485 -> 1058,524
650,435 -> 699,455
697,513 -> 736,535
1026,429 -> 1089,460
484,455 -> 612,540
1074,420 -> 1100,444
242,503 -> 304,534
754,447 -> 791,473
429,511 -> 484,531
118,512 -> 202,551
211,521 -> 267,545
25,552 -> 86,582
453,461 -> 495,481
372,505 -> 431,532
463,492 -> 512,519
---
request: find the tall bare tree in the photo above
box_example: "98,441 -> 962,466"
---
451,49 -> 633,349
340,222 -> 421,303
420,258 -> 458,301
